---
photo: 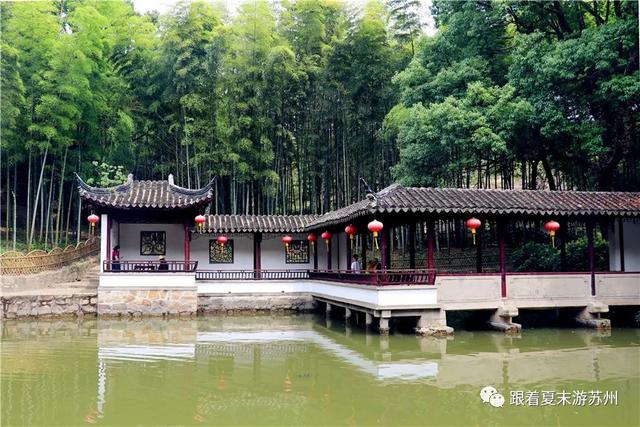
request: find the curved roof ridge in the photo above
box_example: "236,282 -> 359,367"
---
305,185 -> 640,230
77,174 -> 214,210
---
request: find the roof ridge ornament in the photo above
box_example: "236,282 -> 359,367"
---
360,177 -> 377,207
75,173 -> 132,195
168,175 -> 216,196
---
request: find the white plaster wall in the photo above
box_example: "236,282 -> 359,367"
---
100,214 -> 108,272
262,233 -> 315,270
337,232 -> 348,270
189,233 -> 327,271
609,221 -> 621,271
110,218 -> 119,248
609,219 -> 640,272
317,237 -> 332,269
190,233 -> 253,270
118,223 -> 184,261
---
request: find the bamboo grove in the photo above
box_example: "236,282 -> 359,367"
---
0,0 -> 638,251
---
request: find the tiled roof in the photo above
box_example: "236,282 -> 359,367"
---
306,184 -> 640,229
77,174 -> 214,209
204,215 -> 319,233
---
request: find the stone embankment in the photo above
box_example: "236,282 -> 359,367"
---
1,257 -> 99,319
1,293 -> 97,319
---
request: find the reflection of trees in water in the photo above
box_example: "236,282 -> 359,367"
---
2,318 -> 639,426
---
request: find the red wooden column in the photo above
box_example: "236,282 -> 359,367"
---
408,223 -> 416,269
587,220 -> 596,296
106,216 -> 112,271
345,233 -> 352,270
618,218 -> 625,272
313,240 -> 318,270
475,222 -> 483,273
254,232 -> 262,278
498,219 -> 507,298
183,221 -> 190,271
380,227 -> 391,270
426,219 -> 435,283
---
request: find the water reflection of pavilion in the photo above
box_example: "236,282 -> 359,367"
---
96,317 -> 639,388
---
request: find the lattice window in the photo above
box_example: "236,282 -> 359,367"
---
140,231 -> 166,255
285,240 -> 309,264
209,239 -> 234,263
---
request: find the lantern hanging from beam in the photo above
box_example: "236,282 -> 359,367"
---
87,214 -> 99,235
367,219 -> 383,250
344,224 -> 357,249
282,235 -> 293,249
216,235 -> 228,247
544,220 -> 560,247
307,233 -> 317,247
195,214 -> 206,233
321,231 -> 332,249
465,217 -> 481,245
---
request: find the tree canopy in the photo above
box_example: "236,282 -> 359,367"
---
389,0 -> 639,191
0,0 -> 638,251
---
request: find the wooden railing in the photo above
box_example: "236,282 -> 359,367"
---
103,260 -> 198,272
308,269 -> 437,286
196,269 -> 309,280
0,238 -> 99,276
195,268 -> 436,285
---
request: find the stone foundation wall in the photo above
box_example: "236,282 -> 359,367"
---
2,291 -> 314,318
198,293 -> 315,313
98,289 -> 197,316
1,294 -> 97,319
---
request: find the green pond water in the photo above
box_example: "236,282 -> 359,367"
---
1,315 -> 638,427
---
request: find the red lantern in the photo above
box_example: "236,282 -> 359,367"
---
345,224 -> 357,239
321,231 -> 332,249
465,217 -> 481,245
307,233 -> 317,246
282,235 -> 293,248
216,235 -> 228,247
544,220 -> 560,247
345,224 -> 357,249
367,219 -> 383,237
195,214 -> 206,233
87,214 -> 99,235
367,219 -> 383,250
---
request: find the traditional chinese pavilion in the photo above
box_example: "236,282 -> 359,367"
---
77,174 -> 640,334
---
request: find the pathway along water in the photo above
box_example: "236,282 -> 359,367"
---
1,315 -> 638,426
